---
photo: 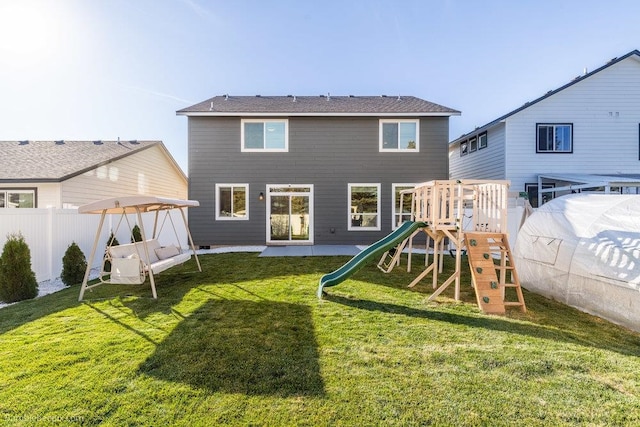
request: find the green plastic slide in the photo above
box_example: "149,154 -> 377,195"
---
317,221 -> 427,298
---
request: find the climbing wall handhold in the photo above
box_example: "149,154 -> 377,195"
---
482,296 -> 490,303
470,239 -> 477,246
490,281 -> 498,289
483,253 -> 490,259
476,267 -> 483,274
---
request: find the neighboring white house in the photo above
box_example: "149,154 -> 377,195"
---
449,50 -> 640,207
0,140 -> 189,283
0,140 -> 187,208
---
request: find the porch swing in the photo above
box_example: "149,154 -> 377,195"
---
78,196 -> 202,301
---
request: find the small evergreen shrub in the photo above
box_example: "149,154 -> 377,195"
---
131,225 -> 143,243
0,233 -> 38,303
104,231 -> 120,273
61,242 -> 87,286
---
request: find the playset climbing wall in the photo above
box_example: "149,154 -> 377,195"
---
464,232 -> 526,314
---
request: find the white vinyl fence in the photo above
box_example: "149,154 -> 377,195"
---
0,208 -> 190,282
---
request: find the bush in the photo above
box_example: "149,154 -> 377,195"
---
61,242 -> 87,286
0,233 -> 38,303
131,225 -> 143,243
104,232 -> 120,273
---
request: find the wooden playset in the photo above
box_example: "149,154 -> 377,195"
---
379,180 -> 526,314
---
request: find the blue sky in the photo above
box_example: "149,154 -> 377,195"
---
1,0 -> 638,173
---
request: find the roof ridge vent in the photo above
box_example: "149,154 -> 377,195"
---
224,94 -> 229,100
93,140 -> 103,145
19,140 -> 29,145
55,140 -> 65,145
397,95 -> 401,101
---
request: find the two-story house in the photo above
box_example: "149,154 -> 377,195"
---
177,95 -> 459,246
449,50 -> 640,207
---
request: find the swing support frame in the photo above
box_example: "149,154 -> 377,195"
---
77,196 -> 201,301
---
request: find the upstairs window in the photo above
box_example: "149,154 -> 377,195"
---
380,120 -> 419,152
241,119 -> 288,152
469,136 -> 477,152
478,132 -> 488,149
460,141 -> 468,156
537,123 -> 572,153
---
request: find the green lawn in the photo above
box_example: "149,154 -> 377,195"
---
1,253 -> 639,426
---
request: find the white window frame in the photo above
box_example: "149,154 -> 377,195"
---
348,183 -> 381,231
266,184 -> 314,244
379,119 -> 420,152
0,189 -> 36,208
215,184 -> 249,220
241,119 -> 289,152
469,136 -> 477,152
392,184 -> 415,229
478,132 -> 488,149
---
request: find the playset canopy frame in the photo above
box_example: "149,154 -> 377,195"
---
77,196 -> 201,301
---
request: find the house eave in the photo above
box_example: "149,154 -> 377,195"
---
177,111 -> 460,118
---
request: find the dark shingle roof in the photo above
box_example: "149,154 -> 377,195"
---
0,140 -> 159,181
177,95 -> 460,116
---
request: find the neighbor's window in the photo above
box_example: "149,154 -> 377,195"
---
215,184 -> 249,220
241,119 -> 288,152
460,141 -> 468,156
348,184 -> 381,231
393,184 -> 415,229
380,120 -> 419,151
537,123 -> 572,153
478,132 -> 488,149
525,183 -> 555,208
469,136 -> 477,152
0,190 -> 35,208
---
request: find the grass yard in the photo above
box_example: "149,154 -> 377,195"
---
1,252 -> 639,426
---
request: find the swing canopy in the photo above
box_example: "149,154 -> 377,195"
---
78,195 -> 199,214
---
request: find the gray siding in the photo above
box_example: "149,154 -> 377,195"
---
189,116 -> 449,245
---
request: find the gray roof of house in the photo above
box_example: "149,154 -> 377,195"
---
0,140 -> 160,182
450,49 -> 640,144
177,95 -> 460,116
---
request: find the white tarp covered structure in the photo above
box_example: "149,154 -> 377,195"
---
514,193 -> 640,332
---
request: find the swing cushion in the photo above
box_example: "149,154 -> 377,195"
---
111,255 -> 145,284
155,244 -> 180,260
109,239 -> 190,277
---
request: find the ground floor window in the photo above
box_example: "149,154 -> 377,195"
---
215,184 -> 248,220
0,189 -> 35,208
392,184 -> 415,228
525,183 -> 555,208
348,184 -> 380,231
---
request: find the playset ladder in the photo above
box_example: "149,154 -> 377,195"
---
464,232 -> 526,314
377,229 -> 422,273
